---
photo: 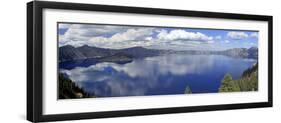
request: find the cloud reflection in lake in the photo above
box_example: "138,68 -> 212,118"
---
60,54 -> 256,97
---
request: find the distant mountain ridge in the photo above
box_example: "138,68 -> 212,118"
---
59,45 -> 162,62
59,45 -> 86,62
59,45 -> 258,62
218,47 -> 258,59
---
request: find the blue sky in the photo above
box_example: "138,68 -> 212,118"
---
58,23 -> 258,51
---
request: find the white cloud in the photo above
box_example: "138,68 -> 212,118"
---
215,36 -> 222,40
227,31 -> 248,40
157,29 -> 213,42
59,23 -> 157,48
249,42 -> 257,47
225,40 -> 230,43
145,37 -> 153,41
107,28 -> 154,42
250,32 -> 258,38
58,24 -> 226,50
207,40 -> 215,43
58,23 -> 71,29
88,28 -> 155,48
59,24 -> 133,47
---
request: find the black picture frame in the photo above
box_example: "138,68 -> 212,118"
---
27,1 -> 273,122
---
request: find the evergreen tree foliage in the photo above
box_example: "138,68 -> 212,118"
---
219,63 -> 258,92
59,73 -> 93,99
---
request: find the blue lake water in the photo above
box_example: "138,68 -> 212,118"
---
59,54 -> 257,97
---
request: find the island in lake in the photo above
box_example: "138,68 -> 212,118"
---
58,23 -> 259,99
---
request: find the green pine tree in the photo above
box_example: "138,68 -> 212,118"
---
219,74 -> 240,92
184,86 -> 192,94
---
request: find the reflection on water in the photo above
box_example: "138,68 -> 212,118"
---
60,54 -> 256,97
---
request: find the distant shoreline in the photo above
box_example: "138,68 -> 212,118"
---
59,45 -> 258,63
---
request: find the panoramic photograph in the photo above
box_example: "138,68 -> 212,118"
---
58,23 -> 259,99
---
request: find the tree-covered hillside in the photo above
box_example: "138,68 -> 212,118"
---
59,73 -> 93,99
219,63 -> 258,92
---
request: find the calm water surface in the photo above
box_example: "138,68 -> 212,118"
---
60,54 -> 256,97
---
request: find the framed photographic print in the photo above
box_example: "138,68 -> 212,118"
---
27,1 -> 273,122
